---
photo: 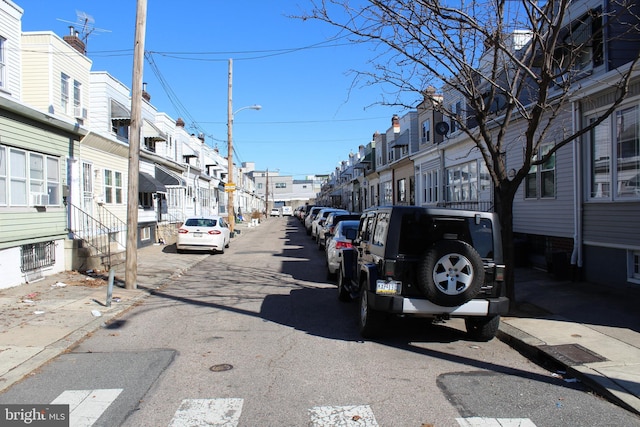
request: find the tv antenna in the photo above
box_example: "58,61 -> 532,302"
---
56,10 -> 111,46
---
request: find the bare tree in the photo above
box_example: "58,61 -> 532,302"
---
298,0 -> 640,305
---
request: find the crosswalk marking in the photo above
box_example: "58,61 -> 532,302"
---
456,418 -> 537,427
169,398 -> 244,427
45,391 -> 538,426
51,389 -> 123,427
309,405 -> 378,426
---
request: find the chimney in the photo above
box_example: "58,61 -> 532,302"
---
142,82 -> 151,101
63,26 -> 86,55
176,117 -> 185,128
198,133 -> 205,143
392,114 -> 400,134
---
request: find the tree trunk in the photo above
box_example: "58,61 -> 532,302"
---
495,182 -> 518,311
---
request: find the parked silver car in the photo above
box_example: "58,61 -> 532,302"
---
311,208 -> 347,240
325,220 -> 359,279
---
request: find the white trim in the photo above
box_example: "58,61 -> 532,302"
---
403,298 -> 490,315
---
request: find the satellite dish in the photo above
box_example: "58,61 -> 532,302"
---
435,121 -> 450,136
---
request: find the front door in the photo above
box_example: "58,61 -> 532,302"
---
81,161 -> 94,216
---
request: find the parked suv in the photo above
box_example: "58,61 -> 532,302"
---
338,206 -> 508,341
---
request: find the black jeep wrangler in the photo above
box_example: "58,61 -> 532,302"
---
338,206 -> 509,341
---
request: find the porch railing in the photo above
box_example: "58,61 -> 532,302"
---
67,203 -> 119,269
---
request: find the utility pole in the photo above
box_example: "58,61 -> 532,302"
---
227,58 -> 235,234
265,168 -> 269,212
125,0 -> 147,290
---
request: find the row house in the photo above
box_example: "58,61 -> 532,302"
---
319,0 -> 640,290
250,169 -> 321,212
0,1 -> 86,287
0,0 -> 264,289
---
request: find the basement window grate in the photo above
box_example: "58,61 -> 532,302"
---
21,241 -> 56,272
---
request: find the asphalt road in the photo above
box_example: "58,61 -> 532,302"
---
2,217 -> 638,426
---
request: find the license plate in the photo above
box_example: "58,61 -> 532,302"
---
193,232 -> 202,238
376,280 -> 401,295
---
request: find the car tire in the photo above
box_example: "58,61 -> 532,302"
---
416,240 -> 484,307
359,286 -> 383,338
337,268 -> 350,301
465,315 -> 500,341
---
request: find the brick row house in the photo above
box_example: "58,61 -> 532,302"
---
0,0 -> 265,289
319,0 -> 640,290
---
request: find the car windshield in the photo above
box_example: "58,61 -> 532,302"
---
185,218 -> 217,227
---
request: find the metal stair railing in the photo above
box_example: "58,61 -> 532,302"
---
67,203 -> 116,269
95,203 -> 128,250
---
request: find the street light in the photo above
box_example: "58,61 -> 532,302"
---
227,58 -> 261,234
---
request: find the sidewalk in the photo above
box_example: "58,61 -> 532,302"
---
0,221 -> 639,415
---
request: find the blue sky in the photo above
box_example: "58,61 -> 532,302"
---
19,1 -> 405,178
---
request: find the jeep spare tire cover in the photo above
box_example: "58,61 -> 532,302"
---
417,240 -> 484,307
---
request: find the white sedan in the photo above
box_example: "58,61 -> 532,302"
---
325,220 -> 359,279
176,216 -> 231,254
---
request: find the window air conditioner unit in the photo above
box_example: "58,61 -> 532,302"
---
74,107 -> 87,119
31,193 -> 49,206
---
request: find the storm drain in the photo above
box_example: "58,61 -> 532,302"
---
539,343 -> 608,365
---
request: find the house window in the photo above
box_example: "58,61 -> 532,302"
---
421,119 -> 431,144
104,169 -> 123,204
73,80 -> 82,110
383,181 -> 393,204
446,161 -> 478,202
47,157 -> 60,204
397,178 -> 407,203
275,182 -> 286,189
140,226 -> 151,241
450,101 -> 462,133
60,73 -> 70,114
555,8 -> 603,79
9,148 -> 27,205
112,119 -> 129,140
20,241 -> 56,272
525,144 -> 556,199
29,153 -> 45,196
0,36 -> 6,89
588,105 -> 640,200
257,183 -> 263,190
423,169 -> 439,204
1,146 -> 60,206
629,250 -> 640,284
139,192 -> 153,209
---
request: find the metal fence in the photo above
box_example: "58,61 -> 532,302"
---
20,241 -> 56,272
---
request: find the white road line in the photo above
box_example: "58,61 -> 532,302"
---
51,389 -> 123,427
457,417 -> 537,427
309,405 -> 379,426
168,398 -> 244,427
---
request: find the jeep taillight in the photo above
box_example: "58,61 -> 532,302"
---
495,265 -> 505,281
383,259 -> 396,277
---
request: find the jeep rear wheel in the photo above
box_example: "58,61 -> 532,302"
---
337,267 -> 350,302
417,240 -> 484,307
359,287 -> 383,338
